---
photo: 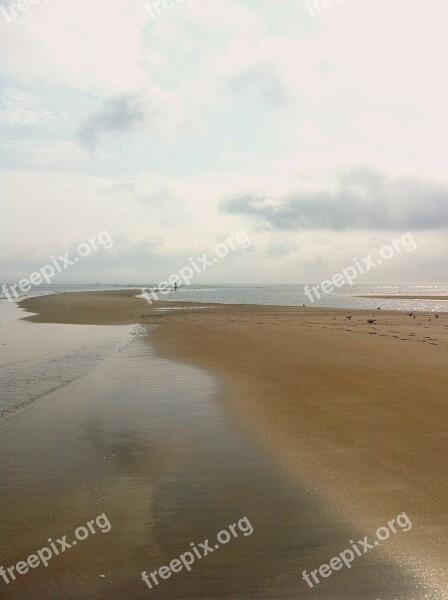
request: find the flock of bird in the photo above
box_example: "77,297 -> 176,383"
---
344,311 -> 439,325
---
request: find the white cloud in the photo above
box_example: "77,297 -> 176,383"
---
0,87 -> 54,126
1,140 -> 85,167
0,0 -> 153,90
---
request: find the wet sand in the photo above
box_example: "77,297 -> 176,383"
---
2,290 -> 447,598
0,334 -> 420,599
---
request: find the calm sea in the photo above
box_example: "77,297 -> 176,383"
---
1,282 -> 448,310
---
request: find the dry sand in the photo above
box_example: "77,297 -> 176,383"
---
17,290 -> 448,597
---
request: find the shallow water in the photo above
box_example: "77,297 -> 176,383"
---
0,301 -> 133,418
163,283 -> 448,313
0,332 -> 424,599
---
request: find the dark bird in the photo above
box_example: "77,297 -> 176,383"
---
436,314 -> 439,318
367,319 -> 376,324
377,306 -> 381,310
409,313 -> 413,317
346,316 -> 353,320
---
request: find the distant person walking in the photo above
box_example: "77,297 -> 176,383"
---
174,282 -> 178,291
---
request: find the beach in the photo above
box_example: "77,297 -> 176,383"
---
4,1 -> 448,598
1,290 -> 447,599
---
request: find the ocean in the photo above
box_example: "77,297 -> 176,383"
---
1,282 -> 448,310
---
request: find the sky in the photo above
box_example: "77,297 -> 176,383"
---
1,0 -> 447,284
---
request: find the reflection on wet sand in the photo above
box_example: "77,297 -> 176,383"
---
0,336 -> 422,599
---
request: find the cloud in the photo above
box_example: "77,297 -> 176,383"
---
0,0 -> 152,90
1,140 -> 85,167
266,233 -> 300,256
77,89 -> 200,149
216,36 -> 304,110
0,88 -> 54,127
78,93 -> 148,149
221,168 -> 448,231
227,62 -> 289,106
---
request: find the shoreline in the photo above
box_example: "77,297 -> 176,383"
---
15,290 -> 448,597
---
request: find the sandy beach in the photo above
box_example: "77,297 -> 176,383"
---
4,1 -> 448,597
3,290 -> 444,598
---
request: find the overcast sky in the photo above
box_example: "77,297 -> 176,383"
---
1,0 -> 447,284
